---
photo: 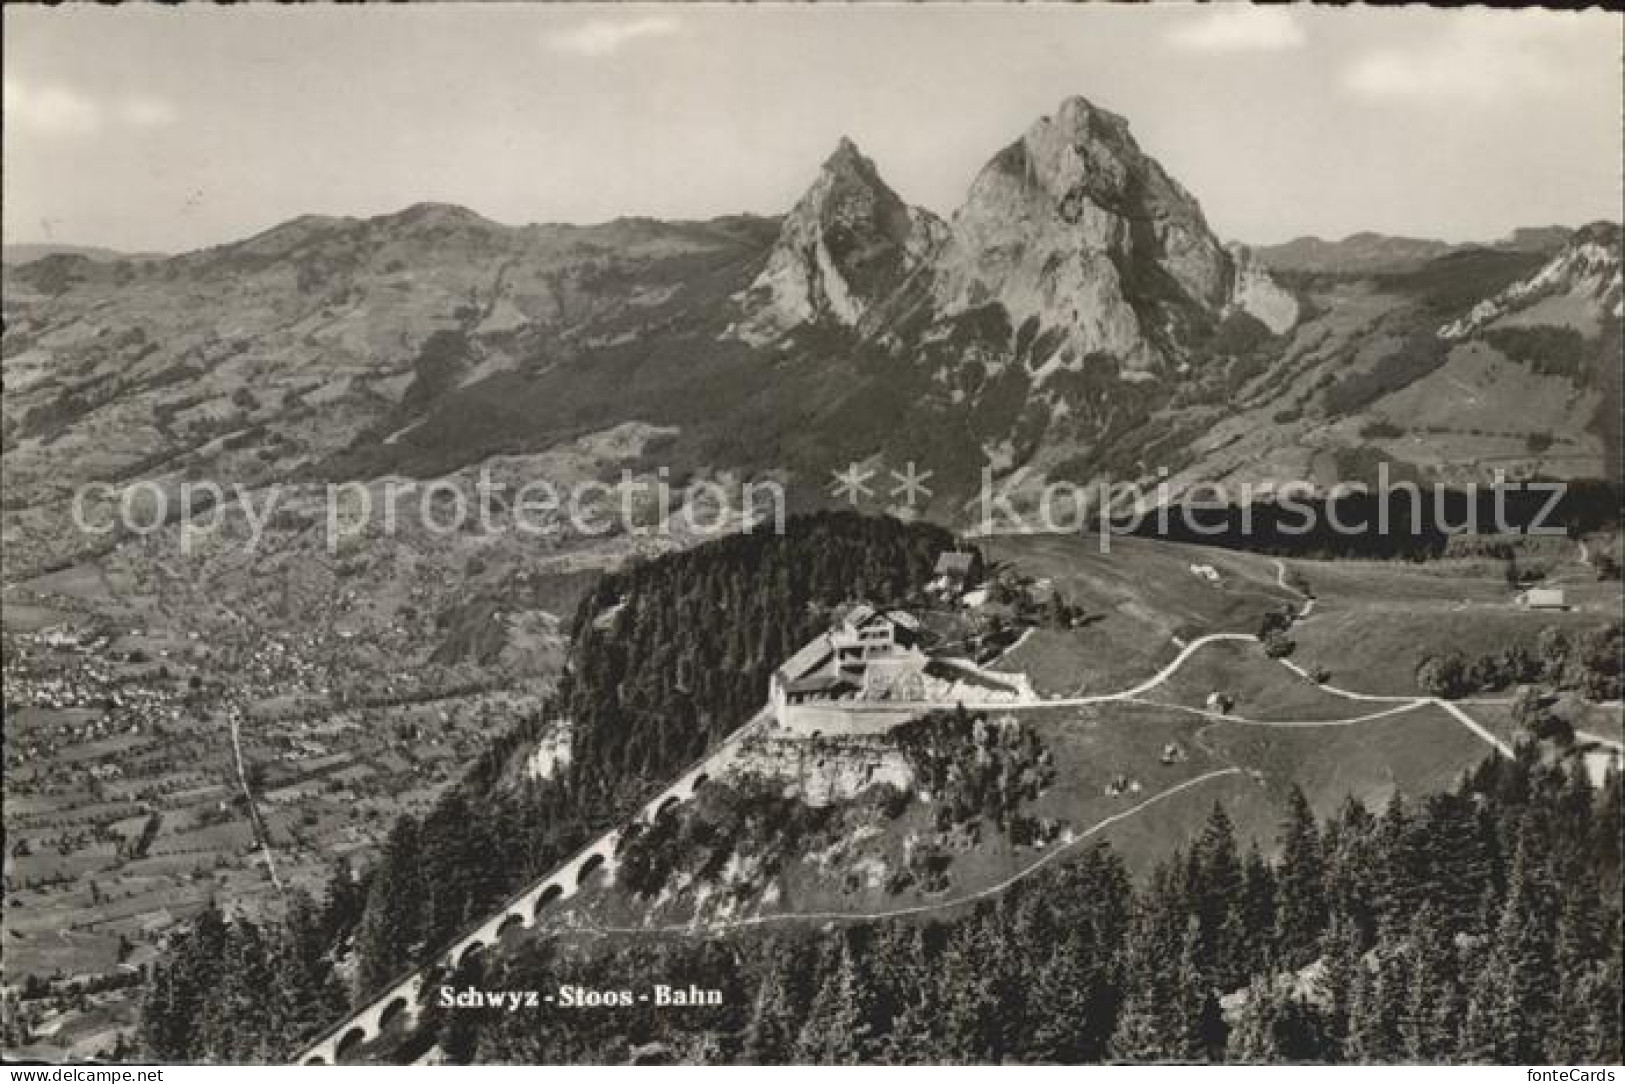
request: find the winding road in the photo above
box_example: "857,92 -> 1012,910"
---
299,565 -> 1549,1060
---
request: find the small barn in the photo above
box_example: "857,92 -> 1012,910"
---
1517,588 -> 1567,611
932,550 -> 985,596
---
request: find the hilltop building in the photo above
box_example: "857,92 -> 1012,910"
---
771,605 -> 925,710
768,602 -> 1036,736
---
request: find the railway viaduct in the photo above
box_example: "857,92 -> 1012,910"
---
298,709 -> 769,1064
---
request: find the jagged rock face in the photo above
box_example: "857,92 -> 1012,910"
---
733,138 -> 945,344
1227,244 -> 1300,335
733,97 -> 1298,373
934,97 -> 1235,372
1440,220 -> 1623,340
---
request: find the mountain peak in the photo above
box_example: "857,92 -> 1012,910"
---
824,135 -> 865,167
934,94 -> 1235,372
815,137 -> 890,198
732,140 -> 944,343
1046,95 -> 1132,141
384,202 -> 496,231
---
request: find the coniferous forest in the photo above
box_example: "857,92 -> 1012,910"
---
135,514 -> 1623,1064
468,755 -> 1621,1065
142,750 -> 1622,1064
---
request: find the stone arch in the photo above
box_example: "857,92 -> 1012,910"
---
336,1026 -> 367,1060
533,882 -> 563,918
497,912 -> 527,943
690,773 -> 709,795
303,1056 -> 328,1066
457,939 -> 487,969
657,794 -> 682,817
379,996 -> 409,1029
577,852 -> 605,887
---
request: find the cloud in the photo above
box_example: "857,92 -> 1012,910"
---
1342,14 -> 1579,104
1166,8 -> 1305,54
4,78 -> 103,136
4,77 -> 178,137
546,15 -> 681,58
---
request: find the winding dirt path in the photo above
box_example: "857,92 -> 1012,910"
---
581,767 -> 1246,938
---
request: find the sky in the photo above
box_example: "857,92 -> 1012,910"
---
4,4 -> 1621,253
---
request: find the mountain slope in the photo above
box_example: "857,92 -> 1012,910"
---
4,96 -> 1619,565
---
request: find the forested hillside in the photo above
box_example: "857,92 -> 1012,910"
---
560,512 -> 959,803
463,752 -> 1621,1064
136,513 -> 961,1060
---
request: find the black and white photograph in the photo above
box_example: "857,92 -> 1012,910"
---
2,2 -> 1622,1071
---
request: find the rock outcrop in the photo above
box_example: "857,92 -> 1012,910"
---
1440,220 -> 1623,340
934,96 -> 1235,372
737,96 -> 1292,373
1227,243 -> 1299,335
733,137 -> 945,344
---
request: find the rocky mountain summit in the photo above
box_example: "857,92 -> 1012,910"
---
934,96 -> 1238,373
4,94 -> 1620,557
732,138 -> 945,344
739,96 -> 1295,375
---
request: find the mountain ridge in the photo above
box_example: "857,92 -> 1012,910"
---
3,94 -> 1621,572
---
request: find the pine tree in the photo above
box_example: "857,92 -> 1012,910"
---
1569,951 -> 1624,1063
880,992 -> 939,1065
1399,904 -> 1459,1062
1237,846 -> 1277,978
1322,797 -> 1380,946
1172,916 -> 1225,1062
1315,914 -> 1363,1062
1023,931 -> 1116,1063
742,959 -> 802,1063
794,945 -> 879,1064
1227,977 -> 1326,1063
1482,829 -> 1561,1062
1345,942 -> 1404,1063
932,923 -> 1002,1062
1110,880 -> 1185,1062
1190,803 -> 1245,989
356,817 -> 426,998
1275,785 -> 1325,966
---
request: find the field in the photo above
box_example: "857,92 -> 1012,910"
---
1281,546 -> 1616,696
987,534 -> 1295,695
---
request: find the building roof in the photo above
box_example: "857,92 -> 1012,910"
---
841,604 -> 920,633
842,603 -> 878,628
783,673 -> 860,697
775,635 -> 834,684
884,610 -> 921,631
935,551 -> 978,575
1523,588 -> 1567,606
